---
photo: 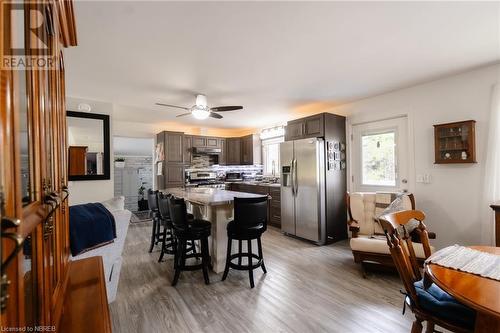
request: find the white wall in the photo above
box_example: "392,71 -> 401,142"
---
332,64 -> 499,248
67,97 -> 114,205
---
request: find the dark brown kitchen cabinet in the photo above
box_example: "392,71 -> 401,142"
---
285,121 -> 304,141
269,187 -> 281,227
226,138 -> 242,165
206,137 -> 219,147
219,138 -> 226,165
165,131 -> 184,163
229,183 -> 281,228
241,134 -> 262,165
285,114 -> 325,141
156,131 -> 186,189
305,115 -> 324,137
184,135 -> 192,164
165,164 -> 185,187
192,136 -> 206,148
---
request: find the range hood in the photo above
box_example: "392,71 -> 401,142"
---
192,147 -> 222,155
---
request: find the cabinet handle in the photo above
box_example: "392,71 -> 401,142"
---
1,217 -> 21,230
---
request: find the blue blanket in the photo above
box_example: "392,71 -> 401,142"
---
69,203 -> 117,256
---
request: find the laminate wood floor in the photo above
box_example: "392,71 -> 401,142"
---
110,222 -> 417,333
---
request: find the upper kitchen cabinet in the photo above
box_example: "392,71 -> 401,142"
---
156,131 -> 186,189
184,135 -> 192,164
164,131 -> 184,163
206,137 -> 220,147
285,114 -> 325,141
219,138 -> 226,165
241,134 -> 262,165
192,136 -> 221,148
226,138 -> 242,165
192,136 -> 206,148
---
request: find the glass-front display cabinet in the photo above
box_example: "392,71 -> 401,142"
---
434,120 -> 476,164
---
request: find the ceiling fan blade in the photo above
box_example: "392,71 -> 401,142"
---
209,112 -> 223,119
210,106 -> 243,112
176,112 -> 192,118
156,103 -> 190,110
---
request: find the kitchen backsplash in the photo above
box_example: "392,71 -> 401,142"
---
190,155 -> 218,168
186,156 -> 264,179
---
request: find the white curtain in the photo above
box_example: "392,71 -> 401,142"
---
481,83 -> 500,245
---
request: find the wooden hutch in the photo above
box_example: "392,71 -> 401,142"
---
1,1 -> 110,331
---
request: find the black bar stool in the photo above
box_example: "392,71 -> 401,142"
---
157,193 -> 176,262
168,197 -> 212,286
221,196 -> 268,288
147,189 -> 161,253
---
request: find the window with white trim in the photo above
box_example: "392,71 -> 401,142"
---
361,131 -> 396,186
260,127 -> 284,176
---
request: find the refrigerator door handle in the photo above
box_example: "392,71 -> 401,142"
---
293,159 -> 298,195
290,159 -> 295,196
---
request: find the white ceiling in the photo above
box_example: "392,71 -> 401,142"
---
65,1 -> 500,129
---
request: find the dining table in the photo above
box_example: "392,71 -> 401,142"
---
424,246 -> 500,333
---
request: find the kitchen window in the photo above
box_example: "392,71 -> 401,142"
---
261,127 -> 284,176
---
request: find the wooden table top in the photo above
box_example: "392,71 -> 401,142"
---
425,246 -> 500,319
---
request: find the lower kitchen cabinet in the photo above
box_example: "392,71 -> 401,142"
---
269,187 -> 281,227
230,183 -> 281,228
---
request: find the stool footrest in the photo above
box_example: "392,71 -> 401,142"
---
228,253 -> 263,270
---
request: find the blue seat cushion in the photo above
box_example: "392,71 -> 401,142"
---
414,279 -> 476,330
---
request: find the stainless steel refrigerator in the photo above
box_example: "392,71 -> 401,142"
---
280,138 -> 327,244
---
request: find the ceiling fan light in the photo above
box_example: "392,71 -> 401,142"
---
195,94 -> 207,107
192,106 -> 210,120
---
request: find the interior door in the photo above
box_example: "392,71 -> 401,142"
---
294,138 -> 323,242
351,116 -> 409,193
279,141 -> 295,235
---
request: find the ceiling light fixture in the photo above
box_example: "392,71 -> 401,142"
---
191,105 -> 210,120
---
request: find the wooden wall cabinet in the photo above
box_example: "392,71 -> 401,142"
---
434,120 -> 476,164
241,134 -> 262,165
192,136 -> 206,148
226,138 -> 242,165
156,131 -> 186,189
285,114 -> 325,141
206,137 -> 219,148
184,135 -> 193,164
155,132 -> 262,169
219,138 -> 226,165
165,131 -> 184,163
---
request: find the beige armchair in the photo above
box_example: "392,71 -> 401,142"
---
347,192 -> 436,275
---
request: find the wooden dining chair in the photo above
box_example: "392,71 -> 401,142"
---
379,210 -> 476,333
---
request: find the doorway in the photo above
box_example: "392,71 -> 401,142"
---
113,136 -> 154,213
351,116 -> 410,193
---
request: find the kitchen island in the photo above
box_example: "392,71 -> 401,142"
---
161,187 -> 267,273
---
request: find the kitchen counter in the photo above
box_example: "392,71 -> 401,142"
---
225,181 -> 281,188
160,187 -> 268,273
163,187 -> 266,206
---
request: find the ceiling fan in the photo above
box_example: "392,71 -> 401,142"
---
155,94 -> 243,120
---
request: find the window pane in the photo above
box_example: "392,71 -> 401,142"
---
263,142 -> 281,176
361,131 -> 396,186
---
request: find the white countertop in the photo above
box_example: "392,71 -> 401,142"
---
161,187 -> 267,206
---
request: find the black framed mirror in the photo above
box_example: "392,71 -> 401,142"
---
67,111 -> 110,181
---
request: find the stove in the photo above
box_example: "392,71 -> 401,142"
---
186,171 -> 228,189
